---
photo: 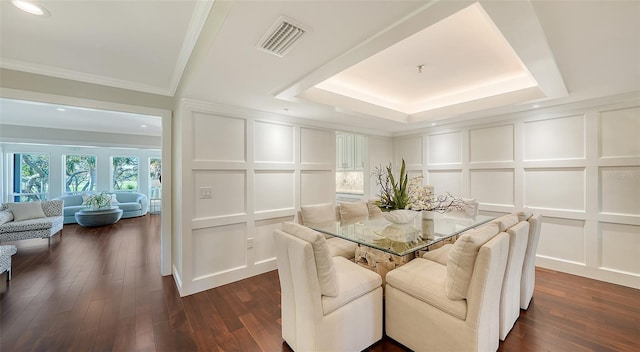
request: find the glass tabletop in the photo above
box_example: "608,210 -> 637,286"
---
308,212 -> 495,256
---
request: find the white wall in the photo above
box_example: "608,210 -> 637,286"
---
0,143 -> 160,202
172,99 -> 336,296
392,99 -> 640,289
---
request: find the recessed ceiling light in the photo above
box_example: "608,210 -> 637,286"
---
140,125 -> 148,128
56,108 -> 66,112
532,104 -> 540,108
431,123 -> 437,126
12,1 -> 50,16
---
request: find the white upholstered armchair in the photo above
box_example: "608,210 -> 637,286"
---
273,222 -> 383,352
385,223 -> 510,352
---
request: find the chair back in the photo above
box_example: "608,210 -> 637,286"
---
273,228 -> 327,350
499,220 -> 530,340
465,232 -> 510,352
521,213 -> 542,309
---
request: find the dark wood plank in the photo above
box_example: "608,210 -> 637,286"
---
2,214 -> 639,351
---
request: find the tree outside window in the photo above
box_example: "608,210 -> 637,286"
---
149,157 -> 162,199
13,153 -> 50,202
65,155 -> 96,193
112,156 -> 139,191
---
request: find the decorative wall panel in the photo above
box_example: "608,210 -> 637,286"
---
600,222 -> 640,274
469,124 -> 514,163
253,217 -> 293,264
600,167 -> 640,216
394,136 -> 422,166
254,121 -> 294,163
524,168 -> 585,211
600,107 -> 640,158
193,170 -> 245,219
300,128 -> 333,164
193,112 -> 245,162
301,171 -> 333,205
254,171 -> 295,212
427,132 -> 461,165
427,170 -> 463,196
537,217 -> 585,264
524,115 -> 585,161
193,223 -> 247,278
469,169 -> 514,206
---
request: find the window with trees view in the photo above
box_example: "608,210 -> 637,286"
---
112,156 -> 139,191
65,155 -> 97,193
12,153 -> 50,202
149,157 -> 162,199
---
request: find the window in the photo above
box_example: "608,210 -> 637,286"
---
112,156 -> 139,191
11,153 -> 50,202
64,155 -> 97,193
149,157 -> 162,199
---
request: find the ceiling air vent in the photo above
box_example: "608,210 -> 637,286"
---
257,17 -> 307,57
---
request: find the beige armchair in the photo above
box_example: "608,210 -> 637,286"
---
385,224 -> 509,352
273,222 -> 383,351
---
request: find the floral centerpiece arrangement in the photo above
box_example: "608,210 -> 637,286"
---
83,192 -> 112,210
373,159 -> 466,214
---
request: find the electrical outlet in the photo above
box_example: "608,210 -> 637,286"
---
247,238 -> 255,248
200,187 -> 212,199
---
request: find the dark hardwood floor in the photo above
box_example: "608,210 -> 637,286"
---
1,215 -> 638,351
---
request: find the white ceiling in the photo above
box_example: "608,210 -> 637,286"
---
0,0 -> 639,135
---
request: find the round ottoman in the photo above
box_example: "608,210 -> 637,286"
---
75,207 -> 123,227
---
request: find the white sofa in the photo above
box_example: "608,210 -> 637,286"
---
0,200 -> 64,245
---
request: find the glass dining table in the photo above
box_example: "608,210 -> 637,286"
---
307,212 -> 495,280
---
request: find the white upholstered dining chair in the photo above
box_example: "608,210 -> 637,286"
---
273,222 -> 383,352
298,203 -> 357,259
385,223 -> 509,352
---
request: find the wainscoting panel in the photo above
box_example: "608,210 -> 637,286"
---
300,127 -> 334,165
469,169 -> 514,206
427,169 -> 463,196
394,135 -> 422,167
524,168 -> 586,212
193,170 -> 246,219
301,170 -> 334,205
600,166 -> 640,216
524,115 -> 585,161
253,217 -> 292,265
254,170 -> 295,212
254,121 -> 294,163
192,223 -> 247,279
599,106 -> 640,158
599,222 -> 640,275
192,112 -> 246,162
413,98 -> 640,288
537,217 -> 586,265
469,124 -> 514,163
426,131 -> 461,165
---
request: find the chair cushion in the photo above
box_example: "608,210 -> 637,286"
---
0,210 -> 13,226
300,203 -> 337,225
321,256 -> 382,315
281,222 -> 339,297
0,216 -> 56,233
386,258 -> 467,320
367,200 -> 383,216
339,201 -> 369,220
446,223 -> 499,300
7,202 -> 46,222
490,214 -> 519,232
